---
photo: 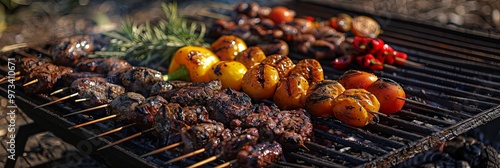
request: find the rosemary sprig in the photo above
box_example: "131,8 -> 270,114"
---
93,2 -> 208,69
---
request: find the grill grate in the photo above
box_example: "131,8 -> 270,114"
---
1,1 -> 500,168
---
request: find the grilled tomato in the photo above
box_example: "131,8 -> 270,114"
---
242,63 -> 280,100
208,61 -> 248,90
305,80 -> 345,118
234,46 -> 267,69
338,70 -> 378,90
366,78 -> 406,115
211,35 -> 248,61
289,59 -> 324,85
273,73 -> 309,110
332,89 -> 380,128
261,54 -> 295,78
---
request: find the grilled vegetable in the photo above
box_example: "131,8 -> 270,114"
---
260,54 -> 295,78
366,78 -> 406,115
242,63 -> 280,100
332,89 -> 380,128
234,46 -> 267,69
166,46 -> 220,82
211,35 -> 248,61
268,6 -> 295,23
351,16 -> 381,38
329,13 -> 352,32
338,70 -> 378,90
330,55 -> 352,70
208,61 -> 248,90
352,36 -> 385,55
305,80 -> 345,118
355,54 -> 383,71
273,73 -> 309,110
373,44 -> 394,64
289,59 -> 324,85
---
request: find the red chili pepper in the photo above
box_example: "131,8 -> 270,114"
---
331,55 -> 352,70
374,44 -> 394,64
355,54 -> 383,70
305,16 -> 315,22
393,51 -> 408,66
352,37 -> 384,54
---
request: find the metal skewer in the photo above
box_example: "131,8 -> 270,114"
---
34,93 -> 79,109
62,104 -> 109,117
164,148 -> 206,165
68,114 -> 118,130
140,142 -> 182,158
87,123 -> 136,140
97,127 -> 157,151
23,79 -> 38,87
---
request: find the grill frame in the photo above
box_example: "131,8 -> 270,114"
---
2,1 -> 500,167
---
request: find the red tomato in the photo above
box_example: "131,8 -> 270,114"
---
337,70 -> 378,90
366,78 -> 406,115
268,6 -> 295,23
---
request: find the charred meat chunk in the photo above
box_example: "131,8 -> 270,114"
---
78,83 -> 125,108
61,72 -> 106,86
134,96 -> 169,129
69,77 -> 108,93
236,141 -> 283,168
220,128 -> 260,160
52,35 -> 95,67
75,58 -> 105,72
23,63 -> 72,94
149,80 -> 191,97
108,92 -> 145,123
207,88 -> 253,126
169,80 -> 222,106
121,67 -> 163,96
181,121 -> 226,153
17,57 -> 50,75
96,58 -> 132,74
274,108 -> 313,149
106,67 -> 132,85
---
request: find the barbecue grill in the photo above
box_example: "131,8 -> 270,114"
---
1,1 -> 500,167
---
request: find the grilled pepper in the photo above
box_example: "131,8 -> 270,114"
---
356,54 -> 383,71
165,46 -> 220,83
330,55 -> 352,70
352,36 -> 384,54
208,61 -> 248,90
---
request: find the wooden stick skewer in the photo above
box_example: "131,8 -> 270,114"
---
164,148 -> 206,165
23,79 -> 38,87
0,76 -> 22,85
97,127 -> 157,151
34,93 -> 79,109
214,159 -> 236,168
68,114 -> 118,130
62,104 -> 109,117
140,142 -> 182,158
74,98 -> 89,103
0,71 -> 20,83
87,123 -> 136,140
187,154 -> 221,168
50,87 -> 69,95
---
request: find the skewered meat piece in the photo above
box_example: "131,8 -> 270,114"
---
75,58 -> 105,72
17,57 -> 50,75
149,80 -> 191,97
236,141 -> 283,168
69,77 -> 108,93
23,63 -> 73,94
274,108 -> 313,149
168,79 -> 222,106
133,95 -> 169,129
219,128 -> 260,160
108,92 -> 146,123
121,67 -> 163,97
207,88 -> 254,126
106,67 -> 132,85
52,35 -> 96,67
61,72 -> 106,86
164,103 -> 210,126
180,121 -> 228,153
95,58 -> 132,74
78,83 -> 126,108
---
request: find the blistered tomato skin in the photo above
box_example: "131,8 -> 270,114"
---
208,61 -> 248,90
332,89 -> 380,128
268,6 -> 295,23
242,63 -> 280,101
234,46 -> 267,69
211,35 -> 248,61
338,70 -> 378,90
273,74 -> 309,110
289,59 -> 324,85
305,80 -> 345,118
366,78 -> 406,115
261,54 -> 295,78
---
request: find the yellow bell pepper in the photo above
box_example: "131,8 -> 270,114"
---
165,46 -> 220,83
208,61 -> 248,90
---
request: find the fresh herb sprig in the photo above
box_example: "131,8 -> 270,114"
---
93,2 -> 208,69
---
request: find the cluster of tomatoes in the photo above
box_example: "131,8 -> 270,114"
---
331,37 -> 409,71
306,70 -> 406,127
